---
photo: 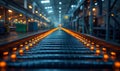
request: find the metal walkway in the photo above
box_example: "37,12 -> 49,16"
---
0,29 -> 117,71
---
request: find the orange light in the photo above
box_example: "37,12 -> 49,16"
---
20,44 -> 23,47
103,54 -> 109,60
10,54 -> 16,59
86,43 -> 90,47
29,40 -> 31,43
114,61 -> 120,68
96,49 -> 100,55
33,42 -> 36,45
111,52 -> 116,56
91,42 -> 94,45
90,46 -> 94,50
29,43 -> 33,47
92,8 -> 96,11
0,61 -> 7,67
25,46 -> 29,50
19,49 -> 24,54
13,48 -> 17,51
102,48 -> 106,52
96,44 -> 100,48
84,42 -> 87,45
25,42 -> 28,45
3,52 -> 9,56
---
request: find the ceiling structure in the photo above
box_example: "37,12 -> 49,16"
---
13,0 -> 79,25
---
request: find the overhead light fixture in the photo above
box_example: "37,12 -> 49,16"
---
48,10 -> 53,13
95,3 -> 98,5
92,8 -> 96,11
41,0 -> 50,4
19,14 -> 23,17
71,5 -> 76,8
28,5 -> 32,9
59,11 -> 61,13
59,2 -> 62,5
35,11 -> 38,13
8,10 -> 13,13
59,7 -> 61,9
39,14 -> 42,16
45,6 -> 52,9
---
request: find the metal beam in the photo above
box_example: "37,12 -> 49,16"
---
110,0 -> 118,10
97,0 -> 102,16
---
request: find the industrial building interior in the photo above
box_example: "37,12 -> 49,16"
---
0,0 -> 120,71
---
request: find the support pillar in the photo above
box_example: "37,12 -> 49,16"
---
24,0 -> 27,9
32,2 -> 35,14
89,0 -> 94,35
105,0 -> 111,41
97,0 -> 102,16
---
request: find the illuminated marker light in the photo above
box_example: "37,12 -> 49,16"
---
84,42 -> 87,45
25,46 -> 29,50
25,42 -> 28,45
102,48 -> 106,52
3,52 -> 9,56
11,54 -> 16,59
90,46 -> 94,51
29,43 -> 33,47
20,44 -> 23,47
0,61 -> 7,68
96,44 -> 100,48
96,49 -> 100,55
19,49 -> 24,54
111,52 -> 116,56
86,43 -> 90,47
114,61 -> 120,68
103,54 -> 109,60
33,42 -> 36,45
29,40 -> 31,43
13,48 -> 17,51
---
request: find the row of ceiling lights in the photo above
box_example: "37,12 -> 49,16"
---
28,2 -> 50,22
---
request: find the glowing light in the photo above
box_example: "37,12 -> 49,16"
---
111,52 -> 116,56
90,46 -> 94,50
0,61 -> 7,67
13,48 -> 17,51
20,44 -> 23,47
92,8 -> 96,11
96,44 -> 100,48
29,43 -> 33,47
19,14 -> 23,16
25,46 -> 29,50
19,49 -> 24,54
8,10 -> 13,13
11,54 -> 16,59
102,48 -> 106,52
111,14 -> 114,16
41,0 -> 50,3
86,43 -> 90,47
25,42 -> 28,45
96,49 -> 100,55
114,61 -> 120,68
103,54 -> 109,60
29,5 -> 32,9
35,11 -> 38,13
3,52 -> 9,56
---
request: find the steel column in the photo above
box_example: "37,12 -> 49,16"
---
97,0 -> 102,16
82,3 -> 85,33
105,0 -> 111,41
89,0 -> 94,35
24,0 -> 27,9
